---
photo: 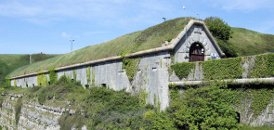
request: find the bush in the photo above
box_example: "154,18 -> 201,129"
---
170,86 -> 238,130
144,110 -> 176,130
205,17 -> 231,41
205,17 -> 237,57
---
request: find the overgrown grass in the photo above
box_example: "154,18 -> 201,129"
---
15,76 -> 148,129
1,77 -> 274,129
9,18 -> 192,77
229,28 -> 274,56
8,18 -> 274,78
0,54 -> 57,85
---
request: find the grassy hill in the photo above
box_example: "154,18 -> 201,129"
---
8,17 -> 274,77
229,28 -> 274,56
0,54 -> 58,85
8,17 -> 192,77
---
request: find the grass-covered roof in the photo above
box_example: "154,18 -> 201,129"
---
9,17 -> 192,77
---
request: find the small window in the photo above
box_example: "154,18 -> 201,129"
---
101,83 -> 107,87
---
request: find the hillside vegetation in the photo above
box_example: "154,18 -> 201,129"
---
0,54 -> 57,85
8,17 -> 274,77
8,17 -> 192,77
2,75 -> 274,129
229,28 -> 274,56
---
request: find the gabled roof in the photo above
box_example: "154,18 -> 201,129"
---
9,18 -> 224,79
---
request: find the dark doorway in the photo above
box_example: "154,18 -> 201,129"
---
189,42 -> 205,62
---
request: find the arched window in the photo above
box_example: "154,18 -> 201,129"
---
189,42 -> 205,62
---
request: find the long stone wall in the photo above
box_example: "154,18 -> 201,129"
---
0,94 -> 83,130
11,52 -> 171,110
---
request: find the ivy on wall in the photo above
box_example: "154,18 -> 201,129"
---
49,68 -> 57,84
169,84 -> 274,129
171,54 -> 274,81
170,62 -> 195,79
202,57 -> 243,80
122,58 -> 140,82
73,70 -> 77,81
86,66 -> 91,85
14,80 -> 17,87
92,69 -> 95,85
250,54 -> 274,78
37,74 -> 47,86
231,87 -> 274,117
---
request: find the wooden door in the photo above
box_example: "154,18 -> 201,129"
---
189,42 -> 204,62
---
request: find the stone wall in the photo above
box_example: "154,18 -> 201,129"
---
174,25 -> 221,63
0,94 -> 81,130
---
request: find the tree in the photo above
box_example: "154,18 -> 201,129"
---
205,17 -> 231,41
205,17 -> 237,57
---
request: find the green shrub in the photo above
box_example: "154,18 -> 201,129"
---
49,68 -> 57,84
144,110 -> 176,130
205,17 -> 237,57
171,62 -> 195,79
170,86 -> 238,130
37,74 -> 48,86
202,57 -> 243,80
205,17 -> 231,41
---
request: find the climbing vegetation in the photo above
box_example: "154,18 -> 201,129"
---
37,73 -> 47,86
202,57 -> 243,80
171,57 -> 243,80
122,58 -> 140,82
86,66 -> 91,85
250,54 -> 274,78
171,62 -> 195,79
49,68 -> 57,84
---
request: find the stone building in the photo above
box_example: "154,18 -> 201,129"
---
9,19 -> 224,110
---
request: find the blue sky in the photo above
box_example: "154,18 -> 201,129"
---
0,0 -> 273,54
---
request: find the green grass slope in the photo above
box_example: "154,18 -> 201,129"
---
229,28 -> 274,56
8,17 -> 192,77
0,54 -> 57,84
8,17 -> 274,77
